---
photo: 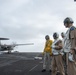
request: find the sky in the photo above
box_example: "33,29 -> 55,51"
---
0,0 -> 76,52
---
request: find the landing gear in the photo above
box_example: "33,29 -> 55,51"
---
8,50 -> 11,54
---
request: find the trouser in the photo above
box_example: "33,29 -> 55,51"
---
62,52 -> 68,75
51,54 -> 65,75
64,52 -> 69,75
67,61 -> 76,75
43,52 -> 52,70
65,52 -> 76,75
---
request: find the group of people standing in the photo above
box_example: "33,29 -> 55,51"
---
42,17 -> 76,75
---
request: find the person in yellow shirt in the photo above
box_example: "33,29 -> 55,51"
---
42,35 -> 53,72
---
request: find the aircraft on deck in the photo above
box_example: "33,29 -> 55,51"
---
0,38 -> 34,54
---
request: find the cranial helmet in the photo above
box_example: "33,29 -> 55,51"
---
61,32 -> 65,36
53,32 -> 59,39
45,35 -> 49,40
63,17 -> 74,25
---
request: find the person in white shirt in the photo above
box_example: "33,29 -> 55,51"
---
51,32 -> 65,75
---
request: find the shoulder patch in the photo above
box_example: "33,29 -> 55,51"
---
70,26 -> 75,31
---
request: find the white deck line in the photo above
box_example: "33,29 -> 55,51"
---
29,65 -> 38,71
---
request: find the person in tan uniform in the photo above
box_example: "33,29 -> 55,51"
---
63,17 -> 76,75
51,32 -> 65,75
61,32 -> 66,68
42,35 -> 53,72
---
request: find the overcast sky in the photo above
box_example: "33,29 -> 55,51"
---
0,0 -> 76,52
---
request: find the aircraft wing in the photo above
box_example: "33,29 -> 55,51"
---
14,43 -> 34,46
0,38 -> 9,40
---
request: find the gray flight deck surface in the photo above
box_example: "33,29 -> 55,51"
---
0,52 -> 51,75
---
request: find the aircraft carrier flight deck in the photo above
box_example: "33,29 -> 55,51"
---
0,52 -> 51,75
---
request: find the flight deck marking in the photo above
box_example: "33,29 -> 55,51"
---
29,65 -> 38,71
39,61 -> 43,63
